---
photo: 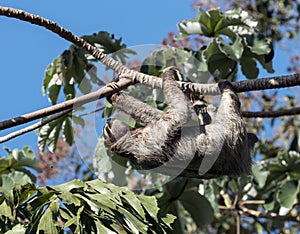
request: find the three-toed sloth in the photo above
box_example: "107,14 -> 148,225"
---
103,67 -> 258,178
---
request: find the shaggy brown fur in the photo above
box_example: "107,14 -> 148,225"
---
103,67 -> 258,178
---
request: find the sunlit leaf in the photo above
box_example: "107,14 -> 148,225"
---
38,116 -> 66,153
37,201 -> 60,234
138,195 -> 159,222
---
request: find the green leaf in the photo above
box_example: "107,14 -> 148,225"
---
28,191 -> 55,212
179,190 -> 214,226
117,206 -> 148,234
0,158 -> 10,174
177,20 -> 203,35
42,63 -> 56,96
240,57 -> 259,79
252,163 -> 268,188
8,171 -> 33,185
86,193 -> 117,210
95,222 -> 118,234
161,213 -> 176,230
264,192 -> 275,211
0,175 -> 14,193
4,224 -> 26,234
277,180 -> 299,208
60,191 -> 81,206
178,8 -> 258,38
37,201 -> 60,234
93,137 -> 112,175
22,146 -> 35,159
0,200 -> 13,220
205,39 -> 236,78
216,35 -> 243,61
72,115 -> 85,128
63,117 -> 74,146
83,31 -> 136,61
38,116 -> 66,153
138,195 -> 159,221
122,191 -> 145,220
47,66 -> 62,105
51,179 -> 86,192
246,34 -> 271,55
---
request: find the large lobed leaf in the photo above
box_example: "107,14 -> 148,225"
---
0,179 -> 175,233
177,8 -> 274,79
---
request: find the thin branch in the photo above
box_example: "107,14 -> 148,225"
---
78,106 -> 105,117
240,206 -> 300,223
0,78 -> 132,131
219,203 -> 300,223
242,106 -> 300,118
0,108 -> 72,143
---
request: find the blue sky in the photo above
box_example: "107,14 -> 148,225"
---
0,1 -> 296,157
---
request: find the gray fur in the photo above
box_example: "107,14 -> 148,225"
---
103,67 -> 258,178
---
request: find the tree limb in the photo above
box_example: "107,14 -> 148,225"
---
1,6 -> 300,96
0,108 -> 72,143
0,78 -> 132,131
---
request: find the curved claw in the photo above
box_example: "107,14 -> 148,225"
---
106,81 -> 119,90
103,119 -> 116,146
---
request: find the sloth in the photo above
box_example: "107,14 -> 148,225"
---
103,67 -> 258,178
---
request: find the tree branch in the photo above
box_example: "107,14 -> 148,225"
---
0,108 -> 72,144
242,106 -> 300,118
219,201 -> 300,223
0,77 -> 133,131
239,206 -> 300,223
1,6 -> 300,96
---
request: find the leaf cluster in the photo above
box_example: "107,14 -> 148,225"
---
0,178 -> 174,234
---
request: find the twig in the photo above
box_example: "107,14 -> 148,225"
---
240,206 -> 300,223
0,108 -> 72,143
219,202 -> 300,223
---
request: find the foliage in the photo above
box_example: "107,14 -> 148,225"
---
177,8 -> 274,80
0,147 -> 39,188
0,178 -> 174,233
